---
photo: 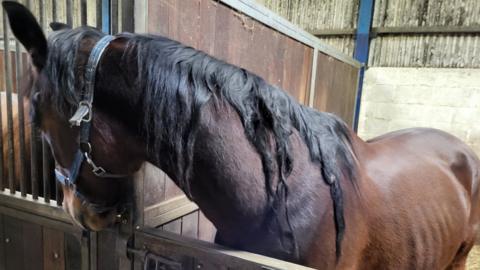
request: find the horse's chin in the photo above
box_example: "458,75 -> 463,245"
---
75,211 -> 118,231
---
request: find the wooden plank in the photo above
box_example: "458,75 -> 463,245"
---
43,227 -> 65,270
146,0 -> 169,35
22,221 -> 43,270
176,0 -> 200,48
96,230 -> 119,270
213,2 -> 231,62
164,175 -> 183,200
134,228 -> 315,270
313,52 -> 336,113
198,211 -> 216,243
162,219 -> 181,235
65,233 -> 82,270
4,216 -> 24,269
218,0 -> 361,68
0,188 -> 71,224
0,214 -> 5,269
198,0 -> 217,55
143,163 -> 165,208
181,211 -> 199,239
0,205 -> 76,236
144,195 -> 198,227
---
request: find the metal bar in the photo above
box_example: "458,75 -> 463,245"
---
42,139 -> 51,203
218,0 -> 362,68
15,43 -> 27,197
66,0 -> 73,27
102,0 -> 110,33
81,0 -> 87,26
3,10 -> 16,195
308,49 -> 318,108
353,0 -> 375,132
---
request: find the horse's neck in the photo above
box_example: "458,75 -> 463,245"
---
187,103 -> 271,234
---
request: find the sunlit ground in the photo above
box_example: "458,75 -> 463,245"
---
467,246 -> 480,269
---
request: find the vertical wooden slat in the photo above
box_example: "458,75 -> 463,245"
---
80,0 -> 87,26
89,232 -> 98,270
0,214 -> 5,269
22,221 -> 44,270
0,62 -> 4,191
66,0 -> 73,27
181,211 -> 199,239
3,7 -> 16,195
42,139 -> 51,202
31,123 -> 40,200
111,0 -> 119,34
96,0 -> 103,30
198,0 -> 217,54
15,44 -> 27,197
97,231 -> 119,270
52,0 -> 58,22
65,233 -> 82,270
163,219 -> 182,235
198,211 -> 216,243
43,227 -> 65,270
4,216 -> 24,269
121,0 -> 134,32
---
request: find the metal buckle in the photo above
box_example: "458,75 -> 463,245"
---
84,152 -> 106,177
69,101 -> 92,126
54,168 -> 71,186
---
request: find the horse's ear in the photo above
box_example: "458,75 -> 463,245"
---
50,22 -> 71,31
2,1 -> 47,70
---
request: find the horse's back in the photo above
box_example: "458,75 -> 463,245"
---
360,128 -> 480,269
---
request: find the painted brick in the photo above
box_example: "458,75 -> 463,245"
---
358,67 -> 480,156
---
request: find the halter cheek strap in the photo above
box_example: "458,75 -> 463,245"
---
57,34 -> 127,189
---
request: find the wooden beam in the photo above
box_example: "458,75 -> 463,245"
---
312,26 -> 480,37
144,195 -> 198,228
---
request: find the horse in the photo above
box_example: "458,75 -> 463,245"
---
4,2 -> 480,269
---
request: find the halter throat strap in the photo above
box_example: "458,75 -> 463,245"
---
62,34 -> 126,186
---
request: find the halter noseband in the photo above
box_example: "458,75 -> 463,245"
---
55,35 -> 127,196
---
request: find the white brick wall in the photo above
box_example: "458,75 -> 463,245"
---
358,67 -> 480,156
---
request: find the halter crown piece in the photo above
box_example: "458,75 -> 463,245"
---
55,35 -> 127,190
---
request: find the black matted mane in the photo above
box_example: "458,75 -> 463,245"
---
37,27 -> 357,259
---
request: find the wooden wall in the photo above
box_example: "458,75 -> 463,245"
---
313,52 -> 359,127
139,0 -> 360,243
0,212 -> 84,270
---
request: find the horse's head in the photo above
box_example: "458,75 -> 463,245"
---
3,2 -> 144,231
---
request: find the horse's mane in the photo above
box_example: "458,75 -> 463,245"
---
39,27 -> 357,259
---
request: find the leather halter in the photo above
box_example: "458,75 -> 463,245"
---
55,35 -> 127,197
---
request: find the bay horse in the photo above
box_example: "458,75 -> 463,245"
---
4,2 -> 480,269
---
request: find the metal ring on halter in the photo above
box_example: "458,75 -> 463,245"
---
80,142 -> 92,154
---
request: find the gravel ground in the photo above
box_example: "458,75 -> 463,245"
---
467,246 -> 480,270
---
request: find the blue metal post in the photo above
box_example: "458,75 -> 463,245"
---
102,0 -> 110,34
353,0 -> 375,132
